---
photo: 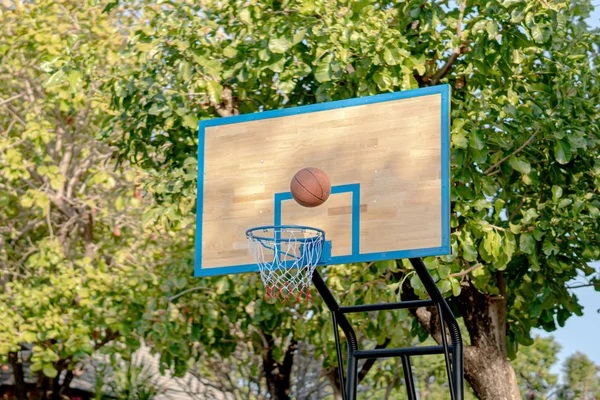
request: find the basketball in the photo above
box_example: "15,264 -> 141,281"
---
290,167 -> 331,207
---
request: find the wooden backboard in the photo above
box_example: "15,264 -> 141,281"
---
195,85 -> 450,276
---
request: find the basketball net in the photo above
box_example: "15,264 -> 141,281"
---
246,226 -> 324,303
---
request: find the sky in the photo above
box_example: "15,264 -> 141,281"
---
528,2 -> 600,378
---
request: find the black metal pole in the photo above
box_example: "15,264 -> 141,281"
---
401,356 -> 417,400
312,271 -> 359,400
409,258 -> 464,399
331,312 -> 347,400
311,259 -> 464,400
437,302 -> 456,400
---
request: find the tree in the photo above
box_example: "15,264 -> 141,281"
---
0,2 -> 173,399
559,352 -> 600,400
513,336 -> 560,399
107,0 -> 600,399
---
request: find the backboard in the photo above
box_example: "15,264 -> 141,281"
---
195,85 -> 450,277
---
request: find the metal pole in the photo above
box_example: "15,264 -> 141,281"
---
346,353 -> 358,400
331,312 -> 347,400
312,270 -> 359,400
409,258 -> 464,399
401,356 -> 417,400
437,303 -> 455,400
311,259 -> 464,400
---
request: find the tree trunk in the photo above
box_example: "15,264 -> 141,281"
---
457,273 -> 521,399
8,352 -> 27,400
464,347 -> 521,399
51,372 -> 62,400
325,368 -> 343,400
262,332 -> 296,400
401,270 -> 522,400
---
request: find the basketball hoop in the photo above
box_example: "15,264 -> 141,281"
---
246,225 -> 325,302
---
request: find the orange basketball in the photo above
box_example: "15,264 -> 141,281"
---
290,167 -> 331,207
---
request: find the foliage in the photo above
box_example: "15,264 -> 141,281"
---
106,0 -> 600,397
94,348 -> 166,400
558,352 -> 600,400
0,1 -> 171,399
513,335 -> 560,399
0,0 -> 597,398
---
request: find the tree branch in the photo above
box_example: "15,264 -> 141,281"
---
168,285 -> 209,302
450,262 -> 483,278
94,329 -> 119,350
509,195 -> 527,223
566,282 -> 596,289
0,93 -> 24,106
8,351 -> 27,400
430,0 -> 468,85
457,0 -> 467,37
430,47 -> 465,85
484,102 -> 562,175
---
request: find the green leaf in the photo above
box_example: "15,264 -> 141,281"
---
551,185 -> 563,201
148,103 -> 167,116
519,233 -> 536,254
554,139 -> 571,164
511,8 -> 525,23
486,21 -> 499,39
44,70 -> 65,88
504,232 -> 516,260
512,50 -> 524,64
452,132 -> 468,149
509,223 -> 522,234
451,279 -> 461,296
206,81 -> 223,104
266,55 -> 286,72
508,156 -> 531,174
43,364 -> 58,378
494,199 -> 506,216
558,198 -> 572,209
593,159 -> 600,175
223,46 -> 238,58
374,259 -> 396,273
183,114 -> 198,130
67,70 -> 84,91
460,232 -> 478,262
531,25 -> 544,43
295,62 -> 312,78
522,208 -> 539,224
469,132 -> 484,150
21,331 -> 37,342
373,70 -> 392,91
483,231 -> 501,258
382,46 -> 408,65
438,264 -> 450,278
178,61 -> 191,81
502,0 -> 521,7
314,55 -> 333,83
239,8 -> 252,25
268,37 -> 291,54
20,195 -> 34,208
410,55 -> 426,75
542,239 -> 557,256
292,29 -> 307,45
409,274 -> 423,291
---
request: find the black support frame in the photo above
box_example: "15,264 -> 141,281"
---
311,257 -> 464,400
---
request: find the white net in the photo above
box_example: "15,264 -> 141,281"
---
247,226 -> 325,303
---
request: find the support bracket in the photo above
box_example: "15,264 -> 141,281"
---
311,257 -> 464,400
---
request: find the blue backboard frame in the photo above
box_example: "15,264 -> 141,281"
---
195,85 -> 451,277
